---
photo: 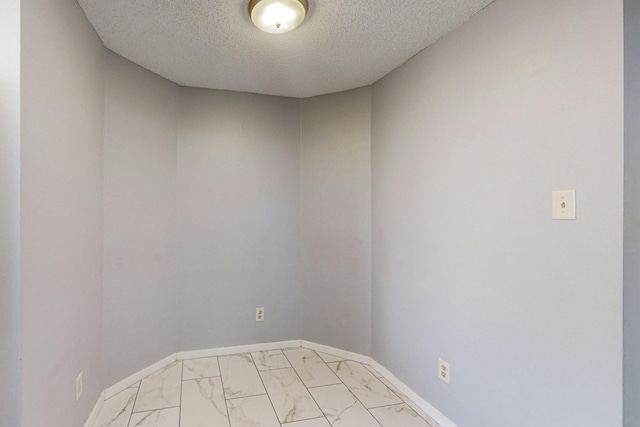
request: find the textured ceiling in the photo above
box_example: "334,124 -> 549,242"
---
78,0 -> 494,98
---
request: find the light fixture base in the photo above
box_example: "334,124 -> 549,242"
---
249,0 -> 309,34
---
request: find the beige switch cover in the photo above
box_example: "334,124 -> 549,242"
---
552,190 -> 576,220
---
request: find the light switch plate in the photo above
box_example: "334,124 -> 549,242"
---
552,190 -> 576,220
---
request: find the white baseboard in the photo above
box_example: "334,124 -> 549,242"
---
176,340 -> 301,360
300,340 -> 370,364
83,391 -> 105,427
88,340 -> 455,427
104,353 -> 177,399
370,358 -> 457,427
101,341 -> 301,401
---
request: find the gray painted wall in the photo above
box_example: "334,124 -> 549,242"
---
103,52 -> 179,386
13,1 -> 631,426
177,88 -> 300,350
21,0 -> 105,425
624,0 -> 640,425
371,0 -> 623,425
300,88 -> 372,355
0,0 -> 21,425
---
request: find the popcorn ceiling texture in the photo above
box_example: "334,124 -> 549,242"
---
77,0 -> 494,98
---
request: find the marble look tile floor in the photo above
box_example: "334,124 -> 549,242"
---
92,347 -> 441,427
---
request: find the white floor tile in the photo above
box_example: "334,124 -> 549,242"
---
282,418 -> 332,427
309,384 -> 381,427
260,368 -> 323,423
183,357 -> 220,380
92,345 -> 443,427
180,377 -> 230,427
370,404 -> 432,427
251,350 -> 292,371
378,378 -> 440,427
316,352 -> 344,364
227,395 -> 280,427
364,365 -> 383,378
128,407 -> 180,427
93,387 -> 138,427
328,361 -> 402,409
133,362 -> 182,413
218,353 -> 266,399
283,348 -> 341,388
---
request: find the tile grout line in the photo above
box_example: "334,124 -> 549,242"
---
333,359 -> 433,427
132,405 -> 182,411
378,377 -> 437,426
288,347 -> 379,427
182,375 -> 222,381
178,360 -> 183,427
225,392 -> 268,400
280,416 -> 329,426
279,348 -> 329,426
217,356 -> 233,427
330,360 -> 383,427
250,349 -> 293,372
312,356 -> 383,427
126,380 -> 142,427
252,350 -> 286,426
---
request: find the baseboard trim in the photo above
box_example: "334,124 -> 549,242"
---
176,340 -> 301,360
102,341 -> 302,400
89,340 -> 456,427
370,358 -> 457,427
300,340 -> 370,364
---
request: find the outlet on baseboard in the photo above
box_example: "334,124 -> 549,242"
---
76,371 -> 83,401
438,358 -> 450,384
256,307 -> 265,322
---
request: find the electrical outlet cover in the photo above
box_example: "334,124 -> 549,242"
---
75,371 -> 83,401
438,359 -> 450,384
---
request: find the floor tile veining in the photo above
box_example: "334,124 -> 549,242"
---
328,361 -> 402,409
133,362 -> 182,413
219,353 -> 266,399
92,347 -> 441,427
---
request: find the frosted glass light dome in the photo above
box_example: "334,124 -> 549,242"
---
249,0 -> 309,34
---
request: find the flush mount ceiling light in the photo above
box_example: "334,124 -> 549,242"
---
249,0 -> 309,34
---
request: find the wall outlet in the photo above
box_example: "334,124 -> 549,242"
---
438,358 -> 450,384
256,307 -> 265,322
75,371 -> 83,401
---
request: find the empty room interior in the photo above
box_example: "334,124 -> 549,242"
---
1,0 -> 639,426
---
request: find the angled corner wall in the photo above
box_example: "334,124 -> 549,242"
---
102,51 -> 180,386
300,87 -> 372,356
